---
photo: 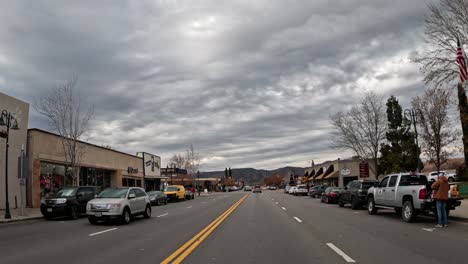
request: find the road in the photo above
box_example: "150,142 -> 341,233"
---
1,191 -> 468,264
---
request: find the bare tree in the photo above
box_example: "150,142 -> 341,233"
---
330,92 -> 387,175
169,154 -> 186,168
412,0 -> 468,87
34,77 -> 94,186
412,87 -> 457,173
185,144 -> 201,188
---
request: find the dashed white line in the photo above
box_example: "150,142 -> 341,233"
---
186,206 -> 192,209
422,228 -> 435,232
89,228 -> 118,237
281,207 -> 286,210
157,213 -> 169,218
275,202 -> 279,205
293,216 -> 303,223
272,198 -> 275,201
326,243 -> 356,263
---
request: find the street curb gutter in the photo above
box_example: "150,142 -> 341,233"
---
0,216 -> 43,224
449,216 -> 468,223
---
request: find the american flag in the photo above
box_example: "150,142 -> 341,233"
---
457,38 -> 468,82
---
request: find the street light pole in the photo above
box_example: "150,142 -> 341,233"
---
197,170 -> 200,196
404,108 -> 423,173
0,110 -> 20,219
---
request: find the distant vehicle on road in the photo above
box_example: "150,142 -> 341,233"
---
147,191 -> 168,206
253,185 -> 262,193
321,187 -> 342,204
185,190 -> 195,200
427,171 -> 456,183
41,186 -> 98,220
308,185 -> 327,198
244,186 -> 252,191
367,173 -> 463,222
269,186 -> 278,190
294,185 -> 308,196
164,185 -> 186,202
229,186 -> 239,192
87,187 -> 151,225
339,180 -> 378,209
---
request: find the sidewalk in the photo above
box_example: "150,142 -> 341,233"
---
450,200 -> 468,222
0,208 -> 43,224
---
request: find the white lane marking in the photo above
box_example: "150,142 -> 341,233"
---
422,228 -> 435,232
326,243 -> 356,263
89,228 -> 118,237
275,202 -> 279,205
281,207 -> 286,210
272,198 -> 275,201
157,213 -> 169,218
293,216 -> 303,223
353,212 -> 360,214
186,206 -> 192,209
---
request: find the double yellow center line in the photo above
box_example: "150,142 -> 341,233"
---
161,194 -> 249,264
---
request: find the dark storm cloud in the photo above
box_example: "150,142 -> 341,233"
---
0,0 -> 433,170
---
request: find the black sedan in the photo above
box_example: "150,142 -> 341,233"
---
147,191 -> 168,206
40,186 -> 98,220
320,187 -> 343,204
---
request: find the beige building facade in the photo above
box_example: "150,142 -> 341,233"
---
0,92 -> 29,210
27,129 -> 144,208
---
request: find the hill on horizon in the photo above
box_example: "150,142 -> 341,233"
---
199,166 -> 305,184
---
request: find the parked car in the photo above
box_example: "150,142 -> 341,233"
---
427,171 -> 456,183
288,186 -> 297,194
253,185 -> 262,193
284,185 -> 293,193
86,187 -> 151,225
308,185 -> 327,198
164,185 -> 186,202
294,185 -> 308,196
185,190 -> 195,200
321,187 -> 343,204
41,186 -> 98,220
147,191 -> 168,206
229,186 -> 239,192
244,186 -> 252,191
339,180 -> 378,209
367,173 -> 463,222
269,186 -> 278,190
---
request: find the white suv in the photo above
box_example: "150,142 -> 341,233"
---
427,171 -> 456,183
87,187 -> 151,225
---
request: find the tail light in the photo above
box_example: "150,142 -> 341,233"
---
419,188 -> 426,200
330,192 -> 337,197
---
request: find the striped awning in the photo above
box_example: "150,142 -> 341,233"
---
324,170 -> 339,179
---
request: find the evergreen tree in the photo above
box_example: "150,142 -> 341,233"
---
379,96 -> 421,174
228,167 -> 232,178
224,168 -> 228,178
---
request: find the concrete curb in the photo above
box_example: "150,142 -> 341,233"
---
0,216 -> 43,224
449,216 -> 468,223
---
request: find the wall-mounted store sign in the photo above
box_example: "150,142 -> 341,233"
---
127,167 -> 139,174
137,152 -> 161,178
340,168 -> 350,176
359,162 -> 369,178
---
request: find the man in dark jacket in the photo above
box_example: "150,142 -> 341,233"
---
431,175 -> 449,228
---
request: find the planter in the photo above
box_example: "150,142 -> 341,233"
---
458,182 -> 468,198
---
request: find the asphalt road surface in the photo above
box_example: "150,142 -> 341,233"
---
2,191 -> 468,264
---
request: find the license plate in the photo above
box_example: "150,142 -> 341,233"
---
47,208 -> 52,212
95,212 -> 102,217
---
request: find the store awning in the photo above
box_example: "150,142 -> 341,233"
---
324,170 -> 339,179
314,173 -> 326,180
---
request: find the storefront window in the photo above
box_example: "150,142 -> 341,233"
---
40,162 -> 73,198
79,166 -> 112,192
122,177 -> 140,187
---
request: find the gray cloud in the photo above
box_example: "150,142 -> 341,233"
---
0,0 -> 438,170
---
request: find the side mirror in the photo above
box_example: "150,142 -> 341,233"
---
128,193 -> 136,199
374,182 -> 379,188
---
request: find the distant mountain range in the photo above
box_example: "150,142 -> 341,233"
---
200,166 -> 305,184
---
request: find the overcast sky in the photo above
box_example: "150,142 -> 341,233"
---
1,0 -> 440,171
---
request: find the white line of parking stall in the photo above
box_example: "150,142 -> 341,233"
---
157,213 -> 169,218
89,228 -> 118,237
186,206 -> 192,209
293,216 -> 303,223
326,243 -> 356,263
281,207 -> 286,210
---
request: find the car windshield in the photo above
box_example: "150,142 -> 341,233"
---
361,182 -> 375,189
97,188 -> 129,198
56,188 -> 77,197
147,191 -> 160,197
165,186 -> 178,192
399,175 -> 428,186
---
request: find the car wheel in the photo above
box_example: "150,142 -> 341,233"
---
88,216 -> 98,225
143,205 -> 151,219
402,201 -> 415,223
448,177 -> 454,183
367,197 -> 377,215
165,199 -> 168,205
70,206 -> 79,220
157,200 -> 161,206
351,196 -> 360,210
121,208 -> 131,225
338,196 -> 344,207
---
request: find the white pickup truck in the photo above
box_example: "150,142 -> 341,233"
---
367,173 -> 463,223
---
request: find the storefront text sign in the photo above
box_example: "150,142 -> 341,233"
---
128,167 -> 139,174
359,162 -> 369,178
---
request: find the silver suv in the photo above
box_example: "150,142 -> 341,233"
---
87,187 -> 151,225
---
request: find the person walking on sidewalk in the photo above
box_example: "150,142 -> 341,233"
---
432,174 -> 450,228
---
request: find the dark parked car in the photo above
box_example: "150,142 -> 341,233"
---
320,187 -> 343,204
339,180 -> 378,209
253,185 -> 262,193
308,185 -> 327,198
185,190 -> 195,200
147,191 -> 168,206
41,186 -> 98,220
